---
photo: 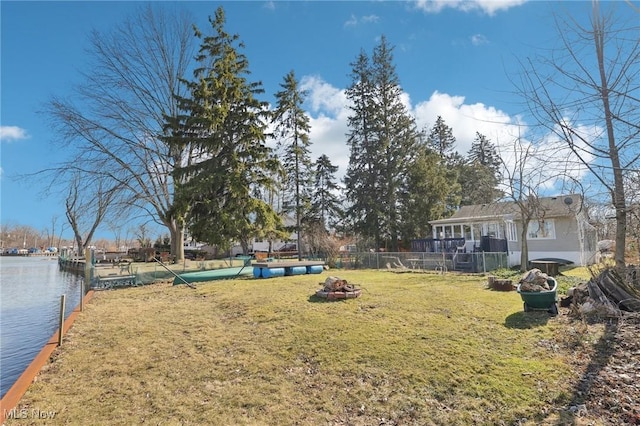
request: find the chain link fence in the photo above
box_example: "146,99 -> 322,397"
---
333,251 -> 509,273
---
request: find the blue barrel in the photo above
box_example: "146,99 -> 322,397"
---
307,265 -> 323,274
289,266 -> 307,275
252,267 -> 262,278
261,267 -> 285,278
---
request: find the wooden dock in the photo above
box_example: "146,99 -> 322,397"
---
251,260 -> 325,279
251,260 -> 325,268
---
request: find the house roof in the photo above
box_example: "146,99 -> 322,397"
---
430,194 -> 584,225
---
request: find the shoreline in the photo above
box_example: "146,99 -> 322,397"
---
0,291 -> 95,424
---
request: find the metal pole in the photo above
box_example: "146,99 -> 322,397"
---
80,277 -> 84,312
153,257 -> 195,288
83,248 -> 92,311
58,295 -> 66,346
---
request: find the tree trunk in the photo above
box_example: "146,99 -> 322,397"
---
168,219 -> 184,263
593,3 -> 627,273
520,219 -> 530,272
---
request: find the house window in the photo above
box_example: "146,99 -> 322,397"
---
527,219 -> 555,239
463,224 -> 472,240
434,226 -> 444,239
486,223 -> 499,238
505,221 -> 517,242
472,224 -> 482,241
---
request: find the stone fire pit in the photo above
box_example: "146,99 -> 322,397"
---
315,276 -> 361,300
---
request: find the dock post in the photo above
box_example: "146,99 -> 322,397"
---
58,295 -> 66,346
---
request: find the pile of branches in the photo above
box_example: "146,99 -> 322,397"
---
567,266 -> 640,316
588,267 -> 640,312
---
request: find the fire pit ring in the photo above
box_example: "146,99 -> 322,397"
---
315,276 -> 362,300
315,288 -> 362,300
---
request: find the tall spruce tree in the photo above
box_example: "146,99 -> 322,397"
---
271,70 -> 313,259
311,154 -> 343,229
424,116 -> 462,213
344,50 -> 383,249
166,7 -> 281,250
426,116 -> 457,161
399,143 -> 460,244
459,132 -> 503,205
468,132 -> 501,173
372,36 -> 420,251
344,37 -> 420,251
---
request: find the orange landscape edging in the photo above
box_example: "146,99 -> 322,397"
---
0,291 -> 95,423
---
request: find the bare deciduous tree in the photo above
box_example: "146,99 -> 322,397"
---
498,135 -> 552,271
64,173 -> 124,254
516,1 -> 640,271
44,4 -> 196,262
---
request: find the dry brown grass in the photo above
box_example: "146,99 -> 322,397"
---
6,270 -> 605,425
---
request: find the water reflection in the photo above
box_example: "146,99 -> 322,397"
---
0,257 -> 84,398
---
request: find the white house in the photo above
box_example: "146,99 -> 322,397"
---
427,194 -> 597,267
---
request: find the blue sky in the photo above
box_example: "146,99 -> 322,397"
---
0,1 -> 629,240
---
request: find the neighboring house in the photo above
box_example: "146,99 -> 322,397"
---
425,194 -> 597,268
230,215 -> 300,256
231,238 -> 298,256
183,228 -> 299,258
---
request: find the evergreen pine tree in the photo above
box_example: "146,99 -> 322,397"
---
423,116 -> 463,213
468,132 -> 501,174
427,116 -> 457,161
344,50 -> 383,249
344,38 -> 420,251
166,7 -> 281,250
460,132 -> 503,205
371,36 -> 420,251
399,142 -> 460,242
271,70 -> 313,259
311,154 -> 343,229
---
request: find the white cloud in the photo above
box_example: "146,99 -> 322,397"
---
300,79 -> 522,181
300,76 -> 351,177
344,14 -> 359,27
296,77 -> 597,194
344,13 -> 380,28
361,14 -> 380,24
413,91 -> 516,155
300,75 -> 348,117
538,122 -> 598,186
0,126 -> 29,142
308,113 -> 351,176
470,33 -> 489,46
493,119 -> 599,194
414,0 -> 527,16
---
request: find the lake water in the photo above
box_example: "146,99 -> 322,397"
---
0,256 -> 84,399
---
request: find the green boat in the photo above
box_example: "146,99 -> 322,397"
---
173,266 -> 253,285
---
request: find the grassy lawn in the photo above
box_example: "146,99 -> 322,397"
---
8,269 -> 603,425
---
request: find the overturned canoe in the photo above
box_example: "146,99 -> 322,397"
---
173,267 -> 253,285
